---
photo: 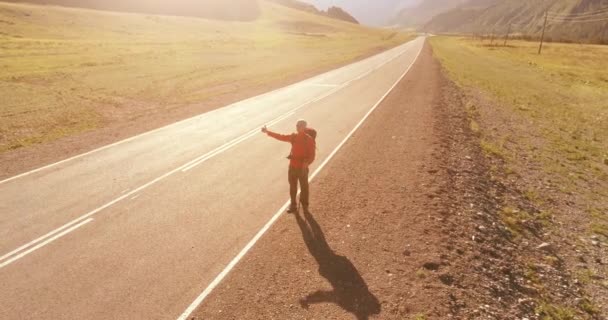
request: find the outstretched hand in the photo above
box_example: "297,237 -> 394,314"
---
261,126 -> 268,134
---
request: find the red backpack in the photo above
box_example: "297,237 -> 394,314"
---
304,128 -> 317,165
305,128 -> 317,141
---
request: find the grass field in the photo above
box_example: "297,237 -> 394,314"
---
430,36 -> 608,315
0,1 -> 412,153
430,36 -> 608,203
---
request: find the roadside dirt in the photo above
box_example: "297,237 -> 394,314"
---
462,87 -> 608,319
0,45 -> 393,181
187,43 -> 562,319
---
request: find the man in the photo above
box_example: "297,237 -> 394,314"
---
262,120 -> 316,213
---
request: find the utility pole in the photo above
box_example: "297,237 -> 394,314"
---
538,11 -> 548,54
504,23 -> 512,46
490,29 -> 495,45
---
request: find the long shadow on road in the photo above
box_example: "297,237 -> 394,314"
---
295,209 -> 381,320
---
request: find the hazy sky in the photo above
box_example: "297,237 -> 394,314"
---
301,0 -> 420,25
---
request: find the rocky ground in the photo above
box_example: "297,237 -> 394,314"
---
185,42 -> 604,319
460,87 -> 608,319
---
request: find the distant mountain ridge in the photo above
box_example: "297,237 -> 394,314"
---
5,0 -> 362,24
302,0 -> 416,26
390,0 -> 608,44
3,0 -> 361,24
269,0 -> 359,24
326,6 -> 359,24
423,0 -> 608,44
390,0 -> 469,27
2,0 -> 261,20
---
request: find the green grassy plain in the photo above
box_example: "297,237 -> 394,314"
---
0,1 -> 412,152
430,36 -> 608,205
430,36 -> 608,316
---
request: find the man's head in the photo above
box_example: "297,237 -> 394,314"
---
296,119 -> 307,133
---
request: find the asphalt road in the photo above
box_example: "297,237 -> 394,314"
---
0,36 -> 424,319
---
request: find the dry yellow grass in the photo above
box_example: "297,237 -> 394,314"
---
430,36 -> 608,197
430,35 -> 608,320
0,1 -> 412,152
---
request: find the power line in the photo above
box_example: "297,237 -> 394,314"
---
548,16 -> 608,23
548,7 -> 608,18
549,6 -> 608,14
548,12 -> 608,20
535,7 -> 608,53
549,10 -> 608,18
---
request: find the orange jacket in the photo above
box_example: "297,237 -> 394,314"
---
267,131 -> 316,168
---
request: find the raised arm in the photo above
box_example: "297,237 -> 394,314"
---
262,126 -> 292,142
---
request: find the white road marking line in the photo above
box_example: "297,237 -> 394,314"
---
181,131 -> 259,172
179,82 -> 349,173
306,83 -> 340,87
0,218 -> 85,263
343,47 -> 409,86
131,194 -> 140,200
181,112 -> 294,172
176,39 -> 424,320
176,201 -> 290,320
0,218 -> 93,269
0,42 -> 415,186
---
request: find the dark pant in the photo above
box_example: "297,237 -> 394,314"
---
288,167 -> 309,209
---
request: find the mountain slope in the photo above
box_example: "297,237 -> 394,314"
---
326,6 -> 359,24
302,0 -> 416,26
424,0 -> 608,44
390,0 -> 469,27
269,0 -> 359,24
2,0 -> 261,21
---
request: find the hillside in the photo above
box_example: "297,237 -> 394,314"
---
269,0 -> 358,24
390,0 -> 469,27
0,0 -> 411,162
2,0 -> 261,21
423,0 -> 608,44
303,0 -> 416,26
326,6 -> 358,24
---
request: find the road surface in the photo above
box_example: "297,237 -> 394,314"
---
0,36 -> 424,319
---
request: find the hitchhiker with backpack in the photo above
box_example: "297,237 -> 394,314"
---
262,119 -> 316,213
